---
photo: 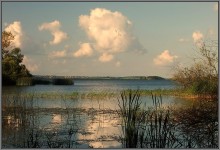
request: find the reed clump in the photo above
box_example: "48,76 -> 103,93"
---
142,94 -> 178,148
117,90 -> 179,148
117,89 -> 148,148
117,89 -> 218,148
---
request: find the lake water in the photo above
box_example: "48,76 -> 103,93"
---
2,79 -> 191,148
3,79 -> 177,94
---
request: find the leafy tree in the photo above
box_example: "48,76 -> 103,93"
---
172,40 -> 218,97
2,31 -> 14,50
2,31 -> 31,85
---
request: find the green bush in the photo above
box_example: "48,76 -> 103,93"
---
173,41 -> 218,97
187,77 -> 218,97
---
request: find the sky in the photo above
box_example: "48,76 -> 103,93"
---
2,2 -> 218,77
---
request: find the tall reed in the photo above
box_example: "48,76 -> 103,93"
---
117,90 -> 179,148
142,94 -> 178,148
117,89 -> 149,148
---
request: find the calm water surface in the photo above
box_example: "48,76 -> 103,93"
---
3,79 -> 177,94
2,79 -> 190,148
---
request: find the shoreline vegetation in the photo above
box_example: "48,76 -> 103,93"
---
2,88 -> 216,100
33,75 -> 168,80
117,90 -> 218,148
5,73 -> 217,100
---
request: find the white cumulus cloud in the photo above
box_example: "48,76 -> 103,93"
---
99,53 -> 114,62
192,31 -> 203,43
154,50 -> 178,66
22,56 -> 39,73
73,43 -> 93,57
77,8 -> 145,63
4,21 -> 23,48
39,20 -> 67,45
79,8 -> 131,53
49,49 -> 67,58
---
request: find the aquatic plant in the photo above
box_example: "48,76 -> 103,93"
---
117,90 -> 179,148
117,89 -> 148,148
141,94 -> 179,148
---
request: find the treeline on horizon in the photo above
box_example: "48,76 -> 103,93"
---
32,75 -> 168,80
14,75 -> 166,86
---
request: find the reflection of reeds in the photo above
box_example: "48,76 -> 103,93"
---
2,94 -> 79,148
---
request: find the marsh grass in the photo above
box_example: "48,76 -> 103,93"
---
3,88 -> 205,101
117,89 -> 148,148
117,90 -> 181,148
2,93 -> 111,148
142,94 -> 179,148
2,89 -> 218,148
118,90 -> 218,148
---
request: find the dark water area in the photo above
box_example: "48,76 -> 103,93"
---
2,79 -> 218,148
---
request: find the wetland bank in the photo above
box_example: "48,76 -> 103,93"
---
2,78 -> 218,148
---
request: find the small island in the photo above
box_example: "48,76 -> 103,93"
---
145,76 -> 166,80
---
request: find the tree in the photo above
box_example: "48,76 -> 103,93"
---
2,31 -> 14,50
2,31 -> 32,85
172,40 -> 218,97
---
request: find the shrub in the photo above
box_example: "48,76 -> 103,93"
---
173,40 -> 218,97
174,99 -> 218,148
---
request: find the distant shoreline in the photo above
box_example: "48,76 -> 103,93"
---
32,75 -> 170,80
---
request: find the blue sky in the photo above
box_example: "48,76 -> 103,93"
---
2,2 -> 218,77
